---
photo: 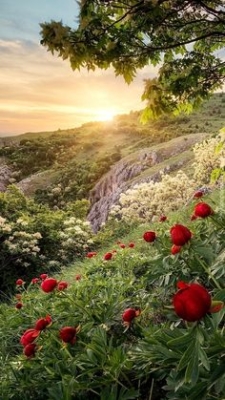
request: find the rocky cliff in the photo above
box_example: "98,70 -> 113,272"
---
87,133 -> 208,231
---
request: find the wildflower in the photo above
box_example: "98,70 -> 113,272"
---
23,343 -> 37,358
15,302 -> 23,309
170,224 -> 192,246
104,252 -> 113,260
191,214 -> 197,221
20,329 -> 40,347
86,251 -> 97,258
120,243 -> 126,249
122,307 -> 141,326
40,273 -> 48,280
193,190 -> 204,198
35,315 -> 52,331
143,231 -> 156,243
128,242 -> 135,248
159,215 -> 167,222
31,278 -> 39,284
57,281 -> 68,291
171,245 -> 182,255
173,282 -> 211,322
75,274 -> 81,281
41,278 -> 58,293
16,279 -> 25,286
194,202 -> 214,218
59,326 -> 77,344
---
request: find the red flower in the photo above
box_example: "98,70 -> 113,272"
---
159,215 -> 167,222
35,315 -> 52,331
41,278 -> 58,293
86,251 -> 97,258
16,279 -> 25,286
193,190 -> 204,198
173,282 -> 211,322
75,274 -> 81,281
40,273 -> 48,280
120,243 -> 126,249
191,214 -> 197,221
16,302 -> 23,309
59,326 -> 77,344
20,329 -> 40,347
128,242 -> 135,248
194,202 -> 214,218
23,343 -> 37,358
171,245 -> 182,255
31,277 -> 39,284
170,224 -> 192,246
143,231 -> 156,243
122,308 -> 141,325
57,281 -> 68,291
104,252 -> 113,260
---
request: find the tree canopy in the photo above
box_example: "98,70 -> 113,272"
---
40,1 -> 225,119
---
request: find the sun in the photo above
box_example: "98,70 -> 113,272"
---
95,109 -> 115,122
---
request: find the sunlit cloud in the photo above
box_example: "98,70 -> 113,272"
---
0,38 -> 157,135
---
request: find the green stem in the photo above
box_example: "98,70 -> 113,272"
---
195,255 -> 222,290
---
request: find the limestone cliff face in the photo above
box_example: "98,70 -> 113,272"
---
0,159 -> 12,192
87,133 -> 207,232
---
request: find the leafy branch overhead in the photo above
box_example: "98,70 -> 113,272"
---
40,0 -> 225,118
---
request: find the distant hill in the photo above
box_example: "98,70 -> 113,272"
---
0,93 -> 224,230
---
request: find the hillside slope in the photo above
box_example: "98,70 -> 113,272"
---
0,94 -> 224,231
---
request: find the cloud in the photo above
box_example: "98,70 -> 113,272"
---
0,38 -> 157,135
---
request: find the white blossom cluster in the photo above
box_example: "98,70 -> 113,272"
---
59,217 -> 93,258
192,133 -> 225,184
0,216 -> 42,267
109,170 -> 196,223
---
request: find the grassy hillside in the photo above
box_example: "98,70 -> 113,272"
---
0,94 -> 224,212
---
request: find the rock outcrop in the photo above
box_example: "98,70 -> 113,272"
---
0,159 -> 12,192
87,133 -> 207,232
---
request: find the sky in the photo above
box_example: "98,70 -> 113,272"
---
0,0 -> 156,136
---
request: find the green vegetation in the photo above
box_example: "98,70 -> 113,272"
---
40,1 -> 225,117
0,97 -> 225,399
0,94 -> 225,209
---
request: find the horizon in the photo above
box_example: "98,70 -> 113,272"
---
0,1 -> 156,136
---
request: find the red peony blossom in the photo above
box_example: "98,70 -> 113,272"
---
104,252 -> 113,260
86,251 -> 97,258
57,281 -> 68,291
15,302 -> 23,309
170,224 -> 192,246
31,277 -> 39,284
194,202 -> 214,218
59,326 -> 77,344
122,307 -> 141,325
173,282 -> 211,322
23,343 -> 37,358
20,328 -> 40,347
41,278 -> 58,293
159,215 -> 167,222
35,315 -> 52,331
75,274 -> 82,281
128,242 -> 135,248
171,244 -> 182,255
193,190 -> 204,198
16,278 -> 25,286
143,231 -> 156,243
40,273 -> 48,280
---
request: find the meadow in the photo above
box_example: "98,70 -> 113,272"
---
0,95 -> 225,399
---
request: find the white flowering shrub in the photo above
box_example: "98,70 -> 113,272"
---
110,170 -> 196,223
192,132 -> 225,184
59,217 -> 94,260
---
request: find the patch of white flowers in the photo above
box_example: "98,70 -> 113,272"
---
110,170 -> 196,223
192,131 -> 225,184
59,217 -> 93,258
109,130 -> 225,223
